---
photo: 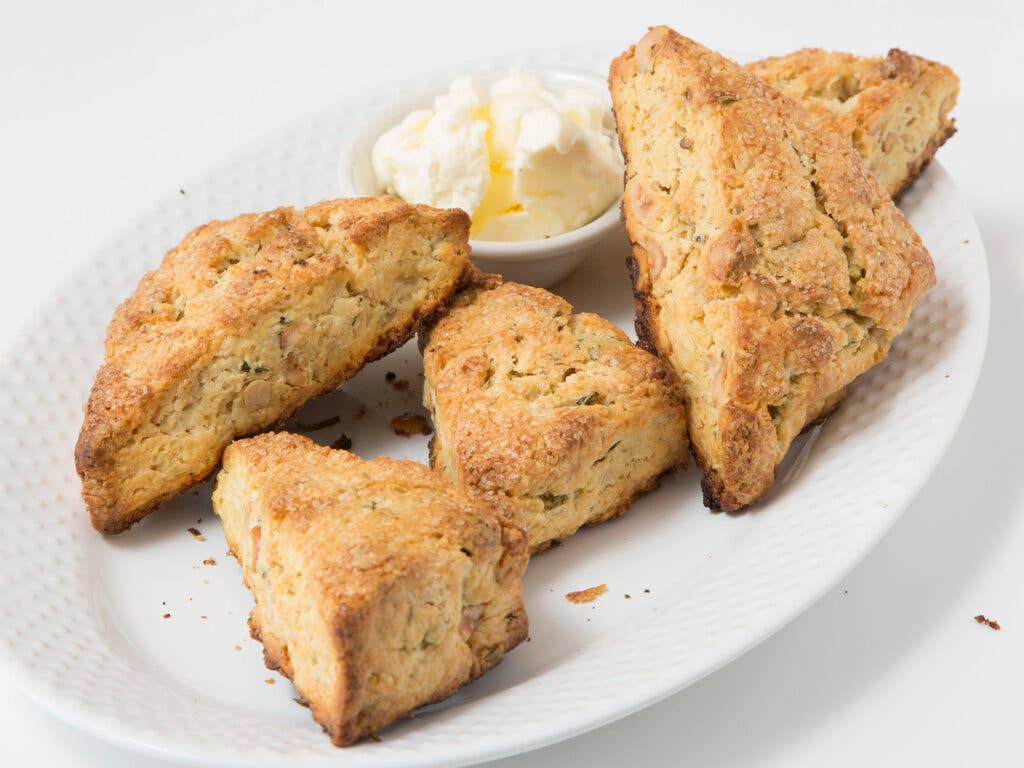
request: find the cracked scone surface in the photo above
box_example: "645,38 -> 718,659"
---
212,432 -> 528,746
748,47 -> 958,199
610,27 -> 935,510
76,196 -> 470,534
422,276 -> 688,552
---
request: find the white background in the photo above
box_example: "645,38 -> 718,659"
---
1,1 -> 1022,765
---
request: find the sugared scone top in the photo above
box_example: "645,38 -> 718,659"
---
422,275 -> 687,549
76,196 -> 470,533
213,432 -> 528,745
610,27 -> 935,509
748,47 -> 959,198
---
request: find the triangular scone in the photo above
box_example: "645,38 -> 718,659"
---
610,27 -> 935,510
213,432 -> 528,745
748,48 -> 958,199
76,197 -> 470,533
422,275 -> 688,551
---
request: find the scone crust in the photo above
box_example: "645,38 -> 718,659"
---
610,27 -> 935,510
77,196 -> 470,533
214,432 -> 528,745
748,47 -> 959,199
422,275 -> 688,550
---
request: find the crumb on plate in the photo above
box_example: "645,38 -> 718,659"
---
390,412 -> 433,437
975,614 -> 1001,630
566,584 -> 607,604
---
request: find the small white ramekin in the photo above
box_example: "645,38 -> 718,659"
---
339,67 -> 623,288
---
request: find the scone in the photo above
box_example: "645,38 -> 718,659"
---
610,27 -> 935,510
748,48 -> 958,198
76,197 -> 470,534
422,275 -> 688,551
212,432 -> 528,746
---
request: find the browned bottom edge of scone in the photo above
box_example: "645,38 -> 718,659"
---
246,592 -> 524,747
697,391 -> 849,512
579,461 -> 682,528
624,247 -> 663,359
92,264 -> 476,535
428,411 -> 685,556
892,121 -> 957,202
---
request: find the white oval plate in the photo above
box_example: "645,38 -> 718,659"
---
0,44 -> 989,767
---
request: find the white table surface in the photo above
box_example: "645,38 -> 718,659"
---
2,1 -> 1021,765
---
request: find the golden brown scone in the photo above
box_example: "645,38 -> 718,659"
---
212,432 -> 528,746
422,275 -> 688,552
748,48 -> 958,199
610,27 -> 935,511
76,197 -> 470,534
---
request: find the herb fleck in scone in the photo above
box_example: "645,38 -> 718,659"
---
212,432 -> 528,746
76,197 -> 470,534
422,276 -> 688,552
748,48 -> 959,199
610,27 -> 935,510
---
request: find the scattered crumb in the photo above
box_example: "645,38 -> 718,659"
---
200,616 -> 207,620
392,378 -> 410,392
187,527 -> 206,542
975,614 -> 1001,631
179,188 -> 186,195
192,565 -> 199,570
196,518 -> 203,524
162,601 -> 166,605
385,371 -> 396,382
962,239 -> 970,244
234,645 -> 242,651
390,413 -> 433,437
624,594 -> 631,599
643,588 -> 651,594
293,697 -> 310,708
566,584 -> 607,604
331,433 -> 353,451
162,613 -> 171,619
265,678 -> 276,685
354,405 -> 368,420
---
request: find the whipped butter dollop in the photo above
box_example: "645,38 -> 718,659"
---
371,71 -> 623,241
